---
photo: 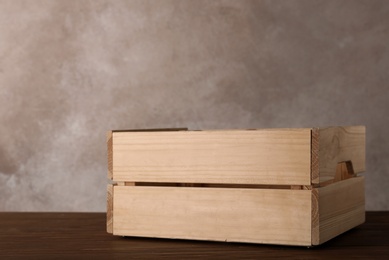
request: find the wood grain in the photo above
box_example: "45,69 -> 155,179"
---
311,188 -> 319,245
106,184 -> 113,234
314,176 -> 365,245
112,129 -> 312,185
113,186 -> 312,246
314,126 -> 365,184
311,128 -> 320,184
108,126 -> 366,246
107,131 -> 113,180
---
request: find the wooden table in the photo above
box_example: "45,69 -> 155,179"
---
0,212 -> 388,259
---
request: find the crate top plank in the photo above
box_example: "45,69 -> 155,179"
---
108,126 -> 365,186
109,128 -> 312,185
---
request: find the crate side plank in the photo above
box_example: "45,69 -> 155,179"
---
112,129 -> 311,185
314,126 -> 365,184
107,131 -> 113,180
113,186 -> 312,246
314,176 -> 365,245
107,184 -> 113,234
311,188 -> 319,245
311,128 -> 320,184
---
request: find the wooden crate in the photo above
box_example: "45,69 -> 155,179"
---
106,126 -> 365,246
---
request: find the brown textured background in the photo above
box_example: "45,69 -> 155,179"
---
0,0 -> 388,211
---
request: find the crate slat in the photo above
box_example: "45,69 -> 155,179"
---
113,186 -> 312,246
112,129 -> 312,185
312,176 -> 365,245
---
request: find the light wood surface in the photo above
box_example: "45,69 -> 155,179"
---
107,131 -> 113,180
311,126 -> 365,184
311,188 -> 319,245
111,129 -> 312,185
106,184 -> 113,234
311,128 -> 320,184
108,126 -> 366,246
113,186 -> 312,246
313,176 -> 365,245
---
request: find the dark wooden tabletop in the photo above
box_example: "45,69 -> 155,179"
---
0,212 -> 388,259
